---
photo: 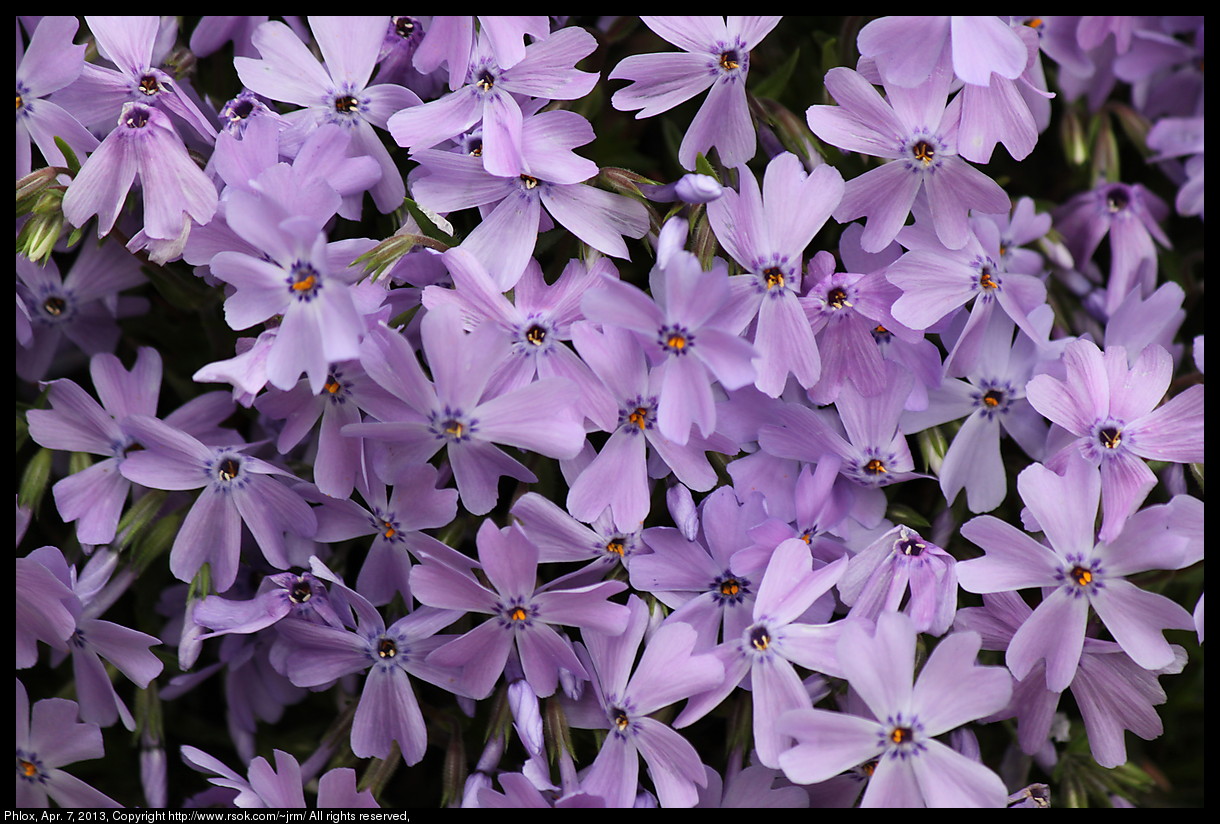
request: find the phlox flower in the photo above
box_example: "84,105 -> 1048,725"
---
411,16 -> 551,92
568,596 -> 724,808
778,611 -> 1013,807
706,152 -> 844,397
61,101 -> 219,243
16,16 -> 98,177
181,745 -> 377,808
16,680 -> 121,808
674,540 -> 850,769
271,558 -> 467,763
956,590 -> 1185,769
838,525 -> 958,636
412,519 -> 631,699
1025,338 -> 1203,541
235,16 -> 421,212
117,415 -> 318,592
390,24 -> 596,177
857,16 -> 1029,88
26,346 -> 235,545
580,247 -> 756,444
609,16 -> 782,168
343,305 -> 586,515
957,456 -> 1196,691
805,65 -> 1010,253
563,322 -> 739,533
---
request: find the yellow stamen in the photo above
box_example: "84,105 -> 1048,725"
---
912,141 -> 934,165
1070,566 -> 1093,587
978,271 -> 998,289
719,52 -> 740,71
890,727 -> 911,744
325,378 -> 342,394
666,334 -> 686,350
628,407 -> 649,429
292,274 -> 317,292
19,759 -> 37,778
605,539 -> 625,556
510,607 -> 528,621
865,459 -> 887,474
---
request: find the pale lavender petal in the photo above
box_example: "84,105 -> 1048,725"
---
460,191 -> 543,290
751,656 -> 813,769
908,737 -> 1008,807
777,708 -> 882,785
236,21 -> 333,108
566,429 -> 649,530
171,485 -> 241,590
351,666 -> 427,763
862,757 -> 923,807
939,411 -> 1005,512
1088,578 -> 1193,672
1017,459 -> 1100,559
836,163 -> 922,253
658,354 -> 715,445
924,157 -> 1009,250
516,623 -> 586,698
448,439 -> 535,516
425,620 -> 512,699
311,16 -> 384,89
1125,384 -> 1204,463
609,52 -> 715,118
680,75 -> 754,169
1008,587 -> 1088,691
541,183 -> 649,260
837,612 -> 914,721
950,16 -> 1027,85
579,725 -> 639,809
957,515 -> 1062,592
632,716 -> 707,808
475,378 -> 585,459
910,631 -> 1011,736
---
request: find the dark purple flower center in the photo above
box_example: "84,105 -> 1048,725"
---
124,106 -> 152,129
377,637 -> 398,659
289,579 -> 312,604
1069,565 -> 1093,587
393,17 -> 418,39
216,458 -> 241,482
41,296 -> 66,317
605,538 -> 625,556
889,726 -> 914,744
748,624 -> 771,651
227,97 -> 256,121
658,324 -> 694,356
137,74 -> 162,96
912,141 -> 935,165
524,325 -> 547,345
16,751 -> 45,785
1105,187 -> 1131,213
762,267 -> 786,290
896,536 -> 924,556
826,287 -> 851,309
864,458 -> 887,475
1098,427 -> 1122,449
711,572 -> 751,605
611,707 -> 630,731
475,70 -> 496,91
719,50 -> 741,71
982,389 -> 1004,408
334,95 -> 360,114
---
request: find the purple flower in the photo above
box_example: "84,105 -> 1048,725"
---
956,590 -> 1185,769
408,110 -> 649,288
26,347 -> 235,545
207,185 -> 373,395
778,611 -> 1013,807
564,322 -> 740,532
568,596 -> 724,808
805,65 -> 1010,252
25,547 -> 163,730
412,16 -> 552,92
182,746 -> 378,808
1053,182 -> 1171,317
235,17 -> 421,212
609,16 -> 782,168
838,525 -> 958,636
16,16 -> 98,177
674,540 -> 850,768
957,456 -> 1196,691
412,519 -> 631,698
857,16 -> 1029,88
270,558 -> 466,762
117,415 -> 318,592
706,152 -> 844,396
192,571 -> 345,639
581,248 -> 756,444
16,680 -> 121,808
390,25 -> 597,177
61,101 -> 219,243
1025,338 -> 1203,541
344,306 -> 586,515
898,311 -> 1051,513
15,242 -> 146,383
15,553 -> 77,669
510,491 -> 645,573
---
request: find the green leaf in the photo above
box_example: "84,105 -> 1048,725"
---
19,447 -> 54,512
693,152 -> 721,183
53,136 -> 82,177
885,503 -> 931,530
402,197 -> 458,246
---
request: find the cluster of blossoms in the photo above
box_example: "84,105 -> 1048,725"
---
16,16 -> 1203,809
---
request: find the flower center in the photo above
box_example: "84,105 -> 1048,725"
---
659,325 -> 694,355
1105,187 -> 1130,213
1069,565 -> 1093,587
509,606 -> 528,622
18,758 -> 38,778
217,458 -> 241,482
289,580 -> 312,604
226,97 -> 256,121
605,538 -> 625,556
524,324 -> 546,345
763,267 -> 785,289
377,637 -> 398,659
912,141 -> 935,165
124,106 -> 152,129
896,536 -> 924,556
612,708 -> 630,731
393,17 -> 418,38
982,389 -> 1004,407
288,263 -> 321,300
137,74 -> 162,96
720,578 -> 741,598
890,726 -> 913,745
475,71 -> 495,91
519,175 -> 539,190
334,95 -> 360,114
42,296 -> 66,317
16,93 -> 24,111
1098,427 -> 1122,449
719,50 -> 740,71
864,458 -> 887,475
827,287 -> 851,309
324,377 -> 343,395
749,625 -> 771,651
